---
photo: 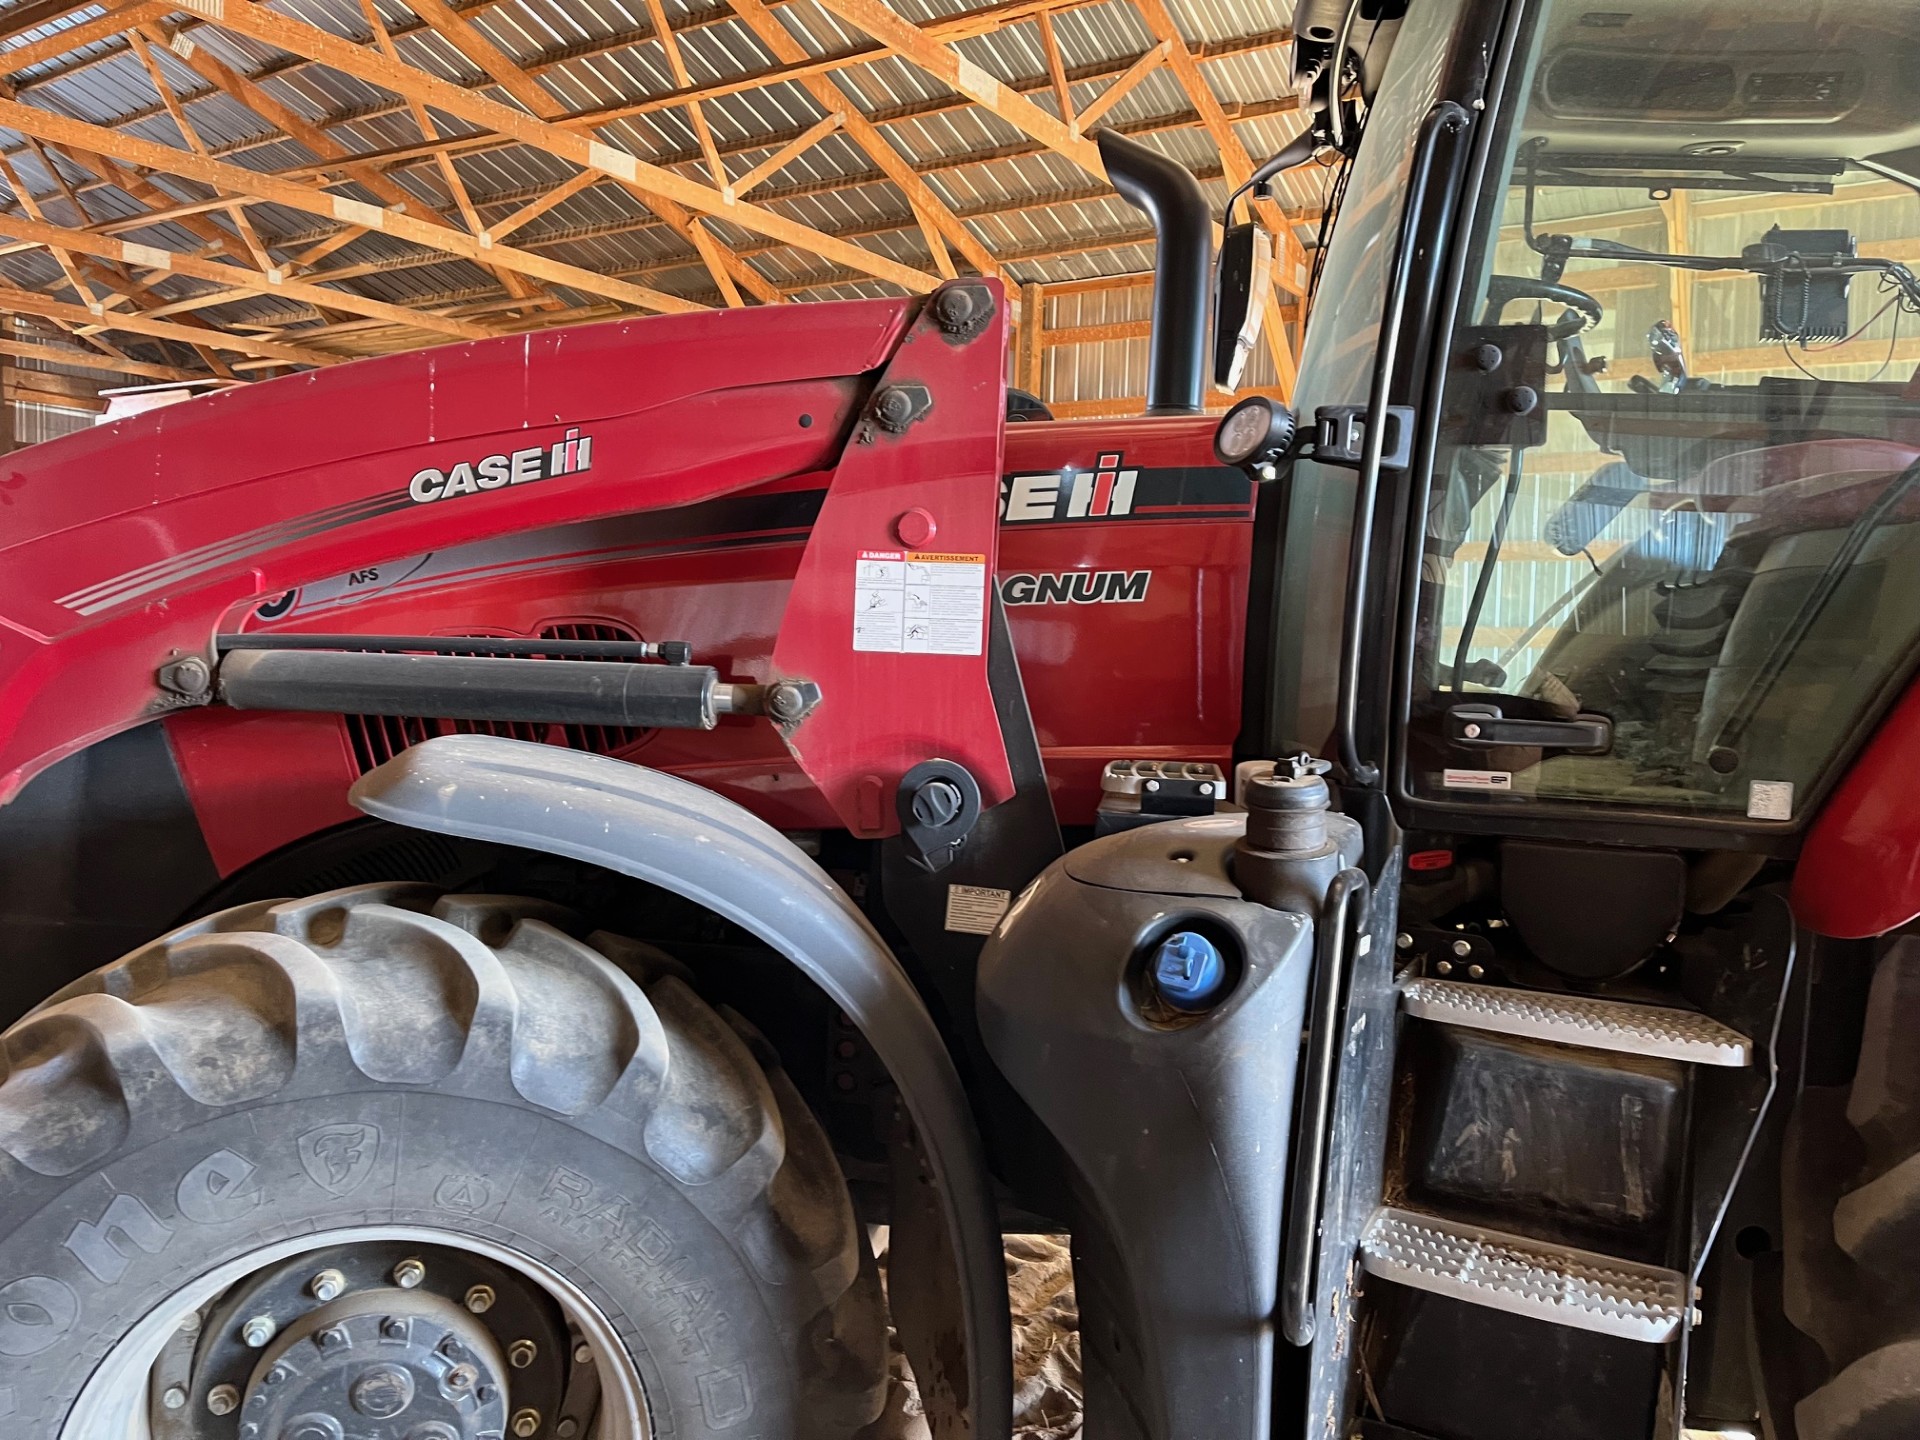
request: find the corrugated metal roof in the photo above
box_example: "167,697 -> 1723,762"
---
0,0 -> 1320,405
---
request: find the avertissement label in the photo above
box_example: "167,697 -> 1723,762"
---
853,550 -> 986,656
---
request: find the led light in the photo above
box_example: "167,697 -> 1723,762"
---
1213,395 -> 1296,470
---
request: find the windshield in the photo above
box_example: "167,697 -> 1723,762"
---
1410,0 -> 1920,824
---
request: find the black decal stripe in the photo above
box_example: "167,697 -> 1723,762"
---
63,492 -> 418,616
1127,466 -> 1254,509
290,488 -> 833,617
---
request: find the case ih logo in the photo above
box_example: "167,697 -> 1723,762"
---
1001,570 -> 1151,605
408,428 -> 593,504
1001,452 -> 1138,522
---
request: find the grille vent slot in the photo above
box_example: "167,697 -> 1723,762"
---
342,621 -> 648,774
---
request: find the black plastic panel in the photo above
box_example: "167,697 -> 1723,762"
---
1375,1292 -> 1662,1440
1402,1025 -> 1686,1262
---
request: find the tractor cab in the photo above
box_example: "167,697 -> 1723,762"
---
1219,0 -> 1920,1436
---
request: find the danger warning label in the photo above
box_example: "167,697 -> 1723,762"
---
853,549 -> 986,656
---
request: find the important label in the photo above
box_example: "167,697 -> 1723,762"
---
1747,780 -> 1794,821
853,550 -> 986,655
945,884 -> 1011,935
1441,768 -> 1513,792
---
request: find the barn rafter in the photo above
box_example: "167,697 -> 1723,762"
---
0,0 -> 1322,412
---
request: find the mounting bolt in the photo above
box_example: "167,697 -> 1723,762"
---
1451,939 -> 1473,958
446,1364 -> 478,1392
308,1268 -> 347,1303
206,1385 -> 240,1417
1436,959 -> 1453,976
512,1409 -> 543,1438
161,1385 -> 188,1411
557,1420 -> 580,1439
155,654 -> 212,698
382,1317 -> 409,1340
392,1257 -> 426,1289
509,1338 -> 539,1369
764,680 -> 818,723
177,1312 -> 203,1336
241,1315 -> 277,1348
573,1343 -> 594,1365
1467,963 -> 1485,980
464,1284 -> 496,1314
1396,933 -> 1413,951
315,1324 -> 350,1352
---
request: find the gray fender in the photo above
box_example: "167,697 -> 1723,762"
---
351,734 -> 1011,1435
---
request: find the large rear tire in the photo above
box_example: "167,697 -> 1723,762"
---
0,883 -> 886,1439
1783,936 -> 1920,1440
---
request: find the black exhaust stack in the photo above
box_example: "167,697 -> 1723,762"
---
1097,129 -> 1213,416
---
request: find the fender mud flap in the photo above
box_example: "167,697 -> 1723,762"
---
350,733 -> 1013,1440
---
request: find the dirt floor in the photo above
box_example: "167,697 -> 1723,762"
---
868,1233 -> 1084,1439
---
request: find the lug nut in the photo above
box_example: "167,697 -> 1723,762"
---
446,1364 -> 478,1391
161,1385 -> 188,1411
207,1385 -> 240,1416
512,1409 -> 543,1438
509,1338 -> 539,1369
574,1343 -> 593,1365
315,1324 -> 350,1351
308,1268 -> 347,1303
241,1315 -> 277,1348
464,1284 -> 496,1314
382,1317 -> 409,1339
1451,939 -> 1473,958
177,1311 -> 202,1335
392,1258 -> 426,1289
557,1421 -> 580,1438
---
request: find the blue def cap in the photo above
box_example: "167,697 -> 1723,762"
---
1150,930 -> 1229,1012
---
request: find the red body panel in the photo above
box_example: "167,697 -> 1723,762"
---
1793,679 -> 1920,938
0,295 -> 1254,877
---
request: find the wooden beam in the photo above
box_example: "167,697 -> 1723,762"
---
722,0 -> 1002,280
174,0 -> 937,294
484,167 -> 602,241
151,18 -> 454,229
1016,280 -> 1044,394
0,210 -> 492,340
1072,41 -> 1167,133
806,0 -> 1104,177
1129,0 -> 1300,388
731,114 -> 841,198
389,0 -> 772,305
1043,318 -> 1150,345
0,284 -> 334,364
7,367 -> 106,411
0,94 -> 711,316
1036,9 -> 1073,127
0,335 -> 196,380
0,0 -> 169,76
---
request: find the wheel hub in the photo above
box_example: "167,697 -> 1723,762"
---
240,1289 -> 510,1440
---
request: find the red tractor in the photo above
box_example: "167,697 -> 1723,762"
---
4,1 -> 1920,1437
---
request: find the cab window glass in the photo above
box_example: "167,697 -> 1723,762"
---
1411,0 -> 1920,824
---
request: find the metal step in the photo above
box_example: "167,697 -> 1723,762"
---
1359,1207 -> 1689,1343
1400,976 -> 1751,1066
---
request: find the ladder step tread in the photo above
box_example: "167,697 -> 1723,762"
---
1359,1206 -> 1689,1343
1400,977 -> 1750,1065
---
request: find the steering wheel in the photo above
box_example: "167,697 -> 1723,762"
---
1484,275 -> 1605,340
